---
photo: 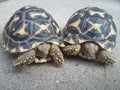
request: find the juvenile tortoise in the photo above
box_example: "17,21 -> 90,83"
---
2,6 -> 64,67
62,7 -> 117,64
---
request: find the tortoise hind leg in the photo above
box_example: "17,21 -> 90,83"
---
50,44 -> 64,66
12,50 -> 35,67
62,44 -> 81,56
96,50 -> 115,64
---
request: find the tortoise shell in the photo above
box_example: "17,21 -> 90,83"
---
2,6 -> 64,53
64,7 -> 117,52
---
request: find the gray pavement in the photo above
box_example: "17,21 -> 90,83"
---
0,0 -> 120,90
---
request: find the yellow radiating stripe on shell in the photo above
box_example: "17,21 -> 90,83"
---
64,34 -> 75,44
89,11 -> 105,18
52,22 -> 60,34
13,22 -> 28,35
32,42 -> 40,48
78,38 -> 87,43
19,46 -> 29,52
109,25 -> 116,35
69,12 -> 78,21
11,48 -> 16,53
69,19 -> 81,33
6,47 -> 9,51
8,16 -> 19,30
48,41 -> 59,46
34,23 -> 50,35
83,21 -> 102,34
24,6 -> 31,9
91,23 -> 102,31
29,12 -> 47,18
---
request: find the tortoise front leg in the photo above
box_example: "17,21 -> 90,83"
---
50,44 -> 64,66
12,50 -> 35,67
96,50 -> 115,64
62,44 -> 81,56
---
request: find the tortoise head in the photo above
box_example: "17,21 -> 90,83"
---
80,42 -> 99,60
36,43 -> 50,58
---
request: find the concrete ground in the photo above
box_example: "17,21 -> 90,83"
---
0,0 -> 120,90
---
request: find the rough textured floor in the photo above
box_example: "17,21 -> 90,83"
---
0,0 -> 120,90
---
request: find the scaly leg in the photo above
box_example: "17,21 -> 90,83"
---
50,44 -> 64,66
62,44 -> 81,56
96,50 -> 115,64
12,50 -> 35,67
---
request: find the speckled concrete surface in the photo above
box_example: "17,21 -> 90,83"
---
0,0 -> 120,90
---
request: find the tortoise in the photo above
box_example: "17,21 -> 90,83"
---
2,6 -> 64,67
62,7 -> 117,64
